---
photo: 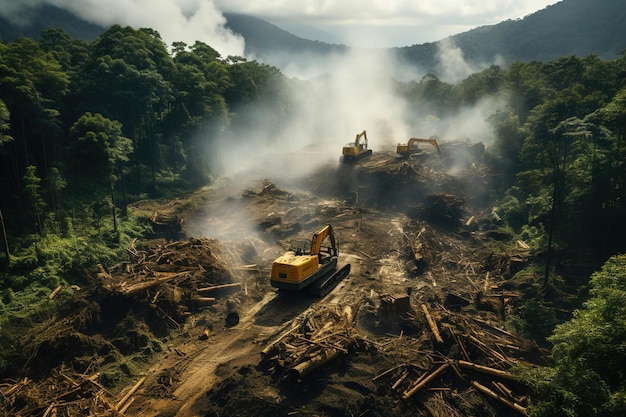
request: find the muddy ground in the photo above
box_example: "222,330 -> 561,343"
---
2,143 -> 557,417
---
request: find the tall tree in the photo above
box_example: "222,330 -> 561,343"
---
0,38 -> 69,197
23,165 -> 46,237
67,112 -> 132,233
82,26 -> 173,192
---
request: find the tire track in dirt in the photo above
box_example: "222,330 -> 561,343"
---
131,292 -> 285,416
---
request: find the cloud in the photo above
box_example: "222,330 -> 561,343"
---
214,0 -> 558,46
1,0 -> 559,49
0,0 -> 245,57
214,0 -> 557,22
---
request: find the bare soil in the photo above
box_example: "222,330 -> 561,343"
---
2,144 -> 553,417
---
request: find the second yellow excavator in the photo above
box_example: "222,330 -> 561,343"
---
342,130 -> 372,162
270,224 -> 351,297
396,137 -> 441,157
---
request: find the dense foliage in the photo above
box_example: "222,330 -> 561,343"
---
0,26 -> 291,332
518,254 -> 626,417
1,25 -> 625,415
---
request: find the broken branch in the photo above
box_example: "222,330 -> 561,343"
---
472,380 -> 527,415
421,304 -> 443,344
402,363 -> 449,399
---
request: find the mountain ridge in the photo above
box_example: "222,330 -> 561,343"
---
1,0 -> 624,74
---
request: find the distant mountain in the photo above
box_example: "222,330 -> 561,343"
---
395,0 -> 626,71
1,0 -> 624,75
223,0 -> 626,72
0,5 -> 104,42
223,13 -> 347,57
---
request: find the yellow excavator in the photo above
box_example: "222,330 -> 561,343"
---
270,224 -> 351,297
342,130 -> 372,162
396,137 -> 441,157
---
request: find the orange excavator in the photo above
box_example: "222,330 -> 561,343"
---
342,130 -> 372,162
270,224 -> 351,297
396,137 -> 441,157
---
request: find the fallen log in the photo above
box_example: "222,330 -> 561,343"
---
421,304 -> 443,344
296,334 -> 348,354
197,283 -> 242,292
493,381 -> 514,400
115,376 -> 145,411
119,396 -> 135,414
291,348 -> 341,379
402,363 -> 449,399
261,321 -> 300,358
193,296 -> 217,303
372,364 -> 404,381
472,381 -> 527,415
456,360 -> 516,380
392,370 -> 409,390
118,271 -> 190,295
49,285 -> 62,300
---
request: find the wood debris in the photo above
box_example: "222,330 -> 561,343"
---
0,367 -> 118,417
260,305 -> 357,382
370,300 -> 538,414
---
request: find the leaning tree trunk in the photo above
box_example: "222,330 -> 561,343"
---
110,180 -> 118,234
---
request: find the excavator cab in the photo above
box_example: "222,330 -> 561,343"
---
342,130 -> 372,162
397,137 -> 441,157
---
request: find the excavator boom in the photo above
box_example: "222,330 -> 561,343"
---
310,224 -> 336,255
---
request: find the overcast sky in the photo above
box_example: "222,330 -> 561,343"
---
215,0 -> 562,48
2,0 -> 561,54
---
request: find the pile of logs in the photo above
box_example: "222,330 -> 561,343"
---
372,301 -> 538,415
0,367 -> 122,416
260,305 -> 358,381
96,238 -> 247,320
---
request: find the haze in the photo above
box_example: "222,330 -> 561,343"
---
2,0 -> 515,240
1,0 -> 560,51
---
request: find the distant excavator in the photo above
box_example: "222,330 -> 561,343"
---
396,137 -> 441,157
270,224 -> 351,297
342,130 -> 372,162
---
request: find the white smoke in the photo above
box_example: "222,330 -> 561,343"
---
435,37 -> 506,83
0,0 -> 245,57
207,47 -> 418,185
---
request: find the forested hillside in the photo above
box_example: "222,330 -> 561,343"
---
396,0 -> 626,71
2,0 -> 625,75
0,25 -> 292,299
1,23 -> 626,417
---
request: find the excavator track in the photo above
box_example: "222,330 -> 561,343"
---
341,149 -> 372,163
308,263 -> 351,297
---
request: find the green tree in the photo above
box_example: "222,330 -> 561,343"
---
0,38 -> 69,200
522,254 -> 626,417
456,64 -> 505,106
23,165 -> 46,236
487,107 -> 524,186
45,165 -> 67,230
67,113 -> 132,233
167,41 -> 232,185
0,99 -> 11,146
82,26 -> 174,192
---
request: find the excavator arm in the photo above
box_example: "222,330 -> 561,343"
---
310,224 -> 337,259
354,130 -> 368,151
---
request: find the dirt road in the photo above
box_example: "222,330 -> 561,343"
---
130,179 -> 412,416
